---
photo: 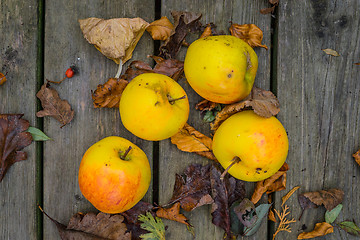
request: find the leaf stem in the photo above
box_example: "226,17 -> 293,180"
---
220,156 -> 241,180
119,146 -> 132,160
115,59 -> 123,78
46,77 -> 67,84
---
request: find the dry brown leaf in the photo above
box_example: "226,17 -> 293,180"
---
171,123 -> 216,161
355,63 -> 360,65
91,78 -> 128,108
322,48 -> 340,57
353,149 -> 360,166
200,24 -> 212,38
121,57 -> 184,82
79,17 -> 149,64
0,114 -> 32,182
156,202 -> 191,226
268,209 -> 277,222
260,0 -> 278,14
36,83 -> 74,128
211,87 -> 280,131
230,23 -> 268,49
146,16 -> 174,41
0,72 -> 7,85
195,99 -> 218,112
299,189 -> 344,212
251,162 -> 289,204
297,222 -> 334,239
282,186 -> 300,206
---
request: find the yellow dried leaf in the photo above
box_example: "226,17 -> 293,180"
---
297,222 -> 334,239
322,48 -> 340,56
146,16 -> 174,41
230,23 -> 268,49
353,149 -> 360,166
282,186 -> 300,206
0,72 -> 7,85
79,17 -> 149,64
171,123 -> 217,161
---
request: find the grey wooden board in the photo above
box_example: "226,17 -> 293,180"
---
159,1 -> 271,239
0,1 -> 39,239
275,0 -> 360,239
43,1 -> 154,239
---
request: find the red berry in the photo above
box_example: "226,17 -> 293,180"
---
65,68 -> 74,78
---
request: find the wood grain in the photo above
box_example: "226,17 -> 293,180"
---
275,0 -> 360,239
43,1 -> 154,239
0,1 -> 39,239
158,1 -> 272,239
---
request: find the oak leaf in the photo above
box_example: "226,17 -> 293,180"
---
92,78 -> 128,108
40,207 -> 131,239
251,162 -> 289,204
211,87 -> 280,131
121,56 -> 184,82
168,164 -> 214,211
159,11 -> 202,59
0,72 -> 7,85
230,23 -> 268,49
171,123 -> 216,161
79,17 -> 149,64
146,16 -> 174,41
211,164 -> 245,239
0,114 -> 32,182
353,149 -> 360,166
297,222 -> 333,239
156,202 -> 191,226
36,83 -> 74,128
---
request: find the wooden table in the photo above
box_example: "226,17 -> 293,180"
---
1,0 -> 359,239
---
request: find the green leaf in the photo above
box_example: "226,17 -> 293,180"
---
26,127 -> 51,141
203,111 -> 215,122
138,212 -> 166,240
243,203 -> 272,237
325,204 -> 342,224
339,221 -> 360,236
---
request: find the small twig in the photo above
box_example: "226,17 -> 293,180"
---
168,95 -> 187,105
47,77 -> 67,84
220,156 -> 241,180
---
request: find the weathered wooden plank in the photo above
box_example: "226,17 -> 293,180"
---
159,1 -> 271,239
43,1 -> 154,239
0,1 -> 39,239
276,1 -> 360,239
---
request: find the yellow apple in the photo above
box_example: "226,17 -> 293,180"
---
184,35 -> 258,104
78,136 -> 151,213
212,111 -> 288,182
119,73 -> 189,141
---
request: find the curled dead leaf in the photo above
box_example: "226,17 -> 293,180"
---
297,222 -> 333,239
79,17 -> 149,64
211,87 -> 280,131
0,114 -> 32,182
159,11 -> 202,59
322,48 -> 340,57
146,16 -> 174,41
195,99 -> 218,112
353,149 -> 360,166
170,123 -> 216,161
260,0 -> 279,14
200,24 -> 212,38
299,189 -> 344,212
282,186 -> 300,206
268,209 -> 277,222
91,78 -> 128,108
229,23 -> 268,49
251,162 -> 289,204
156,202 -> 191,226
0,72 -> 7,85
36,83 -> 74,128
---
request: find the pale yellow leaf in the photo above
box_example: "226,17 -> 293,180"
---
322,48 -> 340,56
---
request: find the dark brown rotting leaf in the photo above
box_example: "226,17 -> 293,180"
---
159,11 -> 202,59
168,163 -> 214,211
36,82 -> 74,128
233,198 -> 258,227
0,114 -> 32,182
210,164 -> 245,239
92,78 -> 129,108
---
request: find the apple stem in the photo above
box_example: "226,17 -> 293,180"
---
220,156 -> 241,180
120,146 -> 132,160
168,95 -> 186,105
